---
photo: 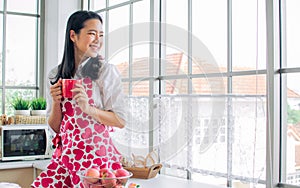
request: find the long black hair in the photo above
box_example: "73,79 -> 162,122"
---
50,10 -> 103,84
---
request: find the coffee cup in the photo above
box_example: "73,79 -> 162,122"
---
62,79 -> 82,99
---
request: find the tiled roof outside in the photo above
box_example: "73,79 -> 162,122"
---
288,124 -> 300,168
116,52 -> 300,97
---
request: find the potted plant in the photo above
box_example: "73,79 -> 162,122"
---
11,97 -> 30,116
30,97 -> 47,116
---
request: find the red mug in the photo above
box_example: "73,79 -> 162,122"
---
62,79 -> 82,99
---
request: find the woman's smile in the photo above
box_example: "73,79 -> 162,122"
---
89,44 -> 100,51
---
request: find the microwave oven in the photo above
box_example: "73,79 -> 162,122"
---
0,124 -> 54,161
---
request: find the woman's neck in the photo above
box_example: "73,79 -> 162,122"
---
74,54 -> 88,70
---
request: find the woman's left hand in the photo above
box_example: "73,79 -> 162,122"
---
72,83 -> 90,114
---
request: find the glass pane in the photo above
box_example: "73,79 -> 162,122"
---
109,0 -> 129,7
5,89 -> 36,116
108,5 -> 129,32
133,0 -> 149,24
191,97 -> 227,178
192,173 -> 227,187
161,79 -> 188,94
112,96 -> 150,158
0,0 -> 3,11
232,0 -> 266,70
0,14 -> 2,84
132,0 -> 150,77
7,0 -> 38,14
90,0 -> 106,11
157,96 -> 188,169
121,81 -> 129,95
231,96 -> 267,183
285,0 -> 300,68
232,75 -> 267,95
284,73 -> 300,185
192,0 -> 227,73
99,12 -> 106,57
192,77 -> 226,94
6,15 -> 37,86
132,80 -> 148,96
162,149 -> 187,176
0,89 -> 2,114
165,0 -> 188,61
112,49 -> 129,78
107,6 -> 129,61
163,48 -> 188,76
165,0 -> 187,30
163,168 -> 187,179
132,45 -> 149,77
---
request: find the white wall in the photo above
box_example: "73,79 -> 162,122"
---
43,0 -> 81,90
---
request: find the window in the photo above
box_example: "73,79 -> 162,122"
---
280,0 -> 300,187
87,0 -> 300,187
0,0 -> 42,116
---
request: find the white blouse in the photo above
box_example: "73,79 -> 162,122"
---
46,59 -> 127,125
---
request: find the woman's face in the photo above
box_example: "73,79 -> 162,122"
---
71,18 -> 103,60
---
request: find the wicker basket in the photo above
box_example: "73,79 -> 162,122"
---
124,164 -> 162,179
14,115 -> 46,124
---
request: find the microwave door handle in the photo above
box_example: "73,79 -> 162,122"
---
45,128 -> 52,157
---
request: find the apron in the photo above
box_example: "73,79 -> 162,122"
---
32,77 -> 122,188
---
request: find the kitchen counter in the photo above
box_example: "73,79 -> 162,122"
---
0,159 -> 51,170
0,160 -> 224,188
128,175 -> 224,188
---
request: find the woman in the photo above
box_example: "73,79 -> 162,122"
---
32,10 -> 126,187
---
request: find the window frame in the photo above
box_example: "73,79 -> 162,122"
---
277,0 -> 300,187
86,0 -> 300,187
0,0 -> 44,115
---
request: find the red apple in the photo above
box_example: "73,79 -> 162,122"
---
114,185 -> 125,188
85,168 -> 100,183
115,168 -> 130,185
101,170 -> 117,188
114,168 -> 130,177
99,168 -> 110,176
91,165 -> 100,171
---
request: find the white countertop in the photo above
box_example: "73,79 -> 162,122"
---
0,159 -> 51,170
128,175 -> 224,188
0,160 -> 224,188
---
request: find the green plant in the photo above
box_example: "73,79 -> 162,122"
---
30,97 -> 46,110
11,97 -> 30,110
288,105 -> 300,124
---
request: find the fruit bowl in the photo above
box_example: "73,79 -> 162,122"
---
77,169 -> 133,188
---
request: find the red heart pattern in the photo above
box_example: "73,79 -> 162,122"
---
93,158 -> 102,166
32,77 -> 122,188
48,162 -> 58,170
94,123 -> 105,133
77,118 -> 89,129
41,178 -> 53,187
73,149 -> 84,160
81,127 -> 92,139
54,181 -> 62,188
93,136 -> 102,144
95,145 -> 107,156
77,141 -> 85,149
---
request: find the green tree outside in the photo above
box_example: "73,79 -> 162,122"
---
288,105 -> 300,125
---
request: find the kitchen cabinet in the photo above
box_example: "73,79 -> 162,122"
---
0,159 -> 50,188
0,167 -> 33,188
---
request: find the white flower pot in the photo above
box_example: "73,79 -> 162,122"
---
30,110 -> 46,116
14,110 -> 30,116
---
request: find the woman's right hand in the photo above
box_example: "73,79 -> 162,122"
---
50,79 -> 63,103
